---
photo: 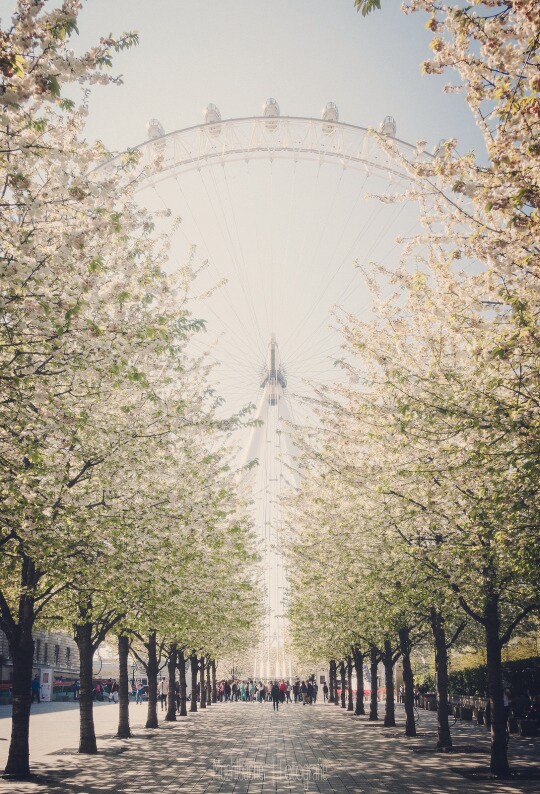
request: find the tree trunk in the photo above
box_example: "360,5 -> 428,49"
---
200,658 -> 206,709
178,649 -> 188,717
145,631 -> 159,729
339,661 -> 346,708
206,659 -> 211,707
329,660 -> 335,704
485,598 -> 510,777
190,655 -> 198,712
117,634 -> 132,739
74,622 -> 98,754
3,615 -> 35,779
165,643 -> 177,722
352,647 -> 365,715
383,641 -> 396,728
398,627 -> 416,737
3,557 -> 40,779
369,645 -> 378,721
211,660 -> 217,703
430,608 -> 452,751
347,656 -> 354,711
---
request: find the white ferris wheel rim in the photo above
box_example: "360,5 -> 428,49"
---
96,115 -> 430,188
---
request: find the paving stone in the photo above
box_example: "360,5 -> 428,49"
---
0,702 -> 538,793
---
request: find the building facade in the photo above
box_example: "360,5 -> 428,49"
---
0,629 -> 80,702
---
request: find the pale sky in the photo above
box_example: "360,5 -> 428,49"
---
1,0 -> 484,417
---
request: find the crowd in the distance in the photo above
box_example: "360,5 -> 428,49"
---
215,679 -> 328,710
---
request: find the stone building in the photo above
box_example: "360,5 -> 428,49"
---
0,629 -> 80,702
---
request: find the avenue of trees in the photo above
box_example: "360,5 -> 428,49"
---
287,0 -> 540,780
0,1 -> 261,780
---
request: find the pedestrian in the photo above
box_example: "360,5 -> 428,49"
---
158,677 -> 168,710
271,681 -> 280,711
72,679 -> 80,701
31,675 -> 41,704
323,682 -> 329,702
312,682 -> 318,703
307,681 -> 314,705
286,683 -> 292,703
293,681 -> 299,703
175,681 -> 181,712
301,681 -> 308,705
110,681 -> 119,703
279,680 -> 287,703
136,681 -> 144,705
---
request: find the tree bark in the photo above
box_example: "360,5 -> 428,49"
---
398,627 -> 416,737
178,649 -> 188,717
165,643 -> 177,722
485,597 -> 510,777
145,631 -> 159,729
383,640 -> 396,728
200,657 -> 206,709
369,645 -> 379,720
339,661 -> 346,708
3,613 -> 35,779
211,659 -> 217,703
190,654 -> 198,712
206,658 -> 212,706
347,656 -> 354,711
329,660 -> 336,704
430,608 -> 452,751
117,634 -> 132,738
75,622 -> 98,753
352,647 -> 365,715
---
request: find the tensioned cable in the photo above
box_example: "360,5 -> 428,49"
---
199,166 -> 266,359
204,165 -> 267,359
209,163 -> 267,356
285,199 -> 408,365
283,201 -> 387,364
172,175 -> 261,358
149,180 -> 257,364
222,162 -> 268,359
282,168 -> 374,356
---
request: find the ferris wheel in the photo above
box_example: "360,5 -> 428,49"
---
100,101 -> 432,678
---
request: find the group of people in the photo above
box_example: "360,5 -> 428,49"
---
88,679 -> 119,702
215,679 -> 327,709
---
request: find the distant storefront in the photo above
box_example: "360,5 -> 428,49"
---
0,629 -> 80,703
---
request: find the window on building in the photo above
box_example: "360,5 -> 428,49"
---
66,647 -> 71,667
43,643 -> 48,664
35,639 -> 41,661
54,645 -> 60,665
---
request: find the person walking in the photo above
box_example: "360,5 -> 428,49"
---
279,680 -> 287,704
72,679 -> 80,702
323,682 -> 329,702
136,681 -> 144,705
31,675 -> 41,704
110,681 -> 119,703
293,681 -> 299,703
306,681 -> 314,705
159,677 -> 168,710
300,681 -> 307,704
271,681 -> 280,711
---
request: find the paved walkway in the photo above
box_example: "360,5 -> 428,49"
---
0,701 -> 538,793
